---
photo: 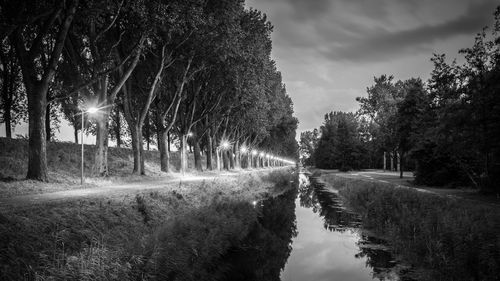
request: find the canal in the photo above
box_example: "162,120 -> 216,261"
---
280,172 -> 402,281
218,171 -> 405,281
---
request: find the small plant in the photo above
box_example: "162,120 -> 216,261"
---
135,195 -> 150,224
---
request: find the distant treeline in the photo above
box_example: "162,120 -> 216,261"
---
300,6 -> 500,192
0,0 -> 298,181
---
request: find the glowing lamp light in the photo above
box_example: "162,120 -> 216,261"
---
87,107 -> 99,114
221,141 -> 230,149
252,150 -> 258,156
259,152 -> 265,157
187,132 -> 193,137
265,154 -> 270,158
240,146 -> 248,153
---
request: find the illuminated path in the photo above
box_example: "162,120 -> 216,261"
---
0,167 -> 289,211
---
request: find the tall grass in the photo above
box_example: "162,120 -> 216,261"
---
332,177 -> 500,281
0,168 -> 295,280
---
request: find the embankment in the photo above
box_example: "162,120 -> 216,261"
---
0,168 -> 296,280
318,172 -> 500,281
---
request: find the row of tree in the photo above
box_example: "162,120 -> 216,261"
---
300,6 -> 500,191
0,0 -> 299,181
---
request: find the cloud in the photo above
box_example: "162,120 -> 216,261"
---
255,0 -> 499,64
322,0 -> 498,63
245,0 -> 500,135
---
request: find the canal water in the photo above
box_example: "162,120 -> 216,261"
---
279,172 -> 401,281
219,172 -> 405,281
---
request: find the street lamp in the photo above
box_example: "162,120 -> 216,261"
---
81,107 -> 99,185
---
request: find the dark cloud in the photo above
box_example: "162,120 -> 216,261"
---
323,1 -> 498,63
286,0 -> 333,20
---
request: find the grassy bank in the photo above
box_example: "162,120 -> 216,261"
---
0,137 -> 208,197
0,168 -> 296,280
319,174 -> 500,281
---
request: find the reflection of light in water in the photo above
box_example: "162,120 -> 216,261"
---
298,173 -> 310,187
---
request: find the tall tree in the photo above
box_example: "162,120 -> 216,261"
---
0,40 -> 25,138
7,0 -> 78,181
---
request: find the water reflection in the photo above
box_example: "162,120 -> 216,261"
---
281,173 -> 402,281
221,186 -> 298,281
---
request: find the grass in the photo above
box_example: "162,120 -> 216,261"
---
321,174 -> 500,281
0,168 -> 296,280
0,137 -> 210,197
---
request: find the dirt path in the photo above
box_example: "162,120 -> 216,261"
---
0,168 -> 284,211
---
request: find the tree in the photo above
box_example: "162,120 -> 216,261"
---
62,0 -> 144,176
299,129 -> 319,166
0,39 -> 26,138
357,75 -> 404,171
395,78 -> 428,178
7,0 -> 78,181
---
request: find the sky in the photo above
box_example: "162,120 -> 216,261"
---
1,0 -> 498,142
245,0 -> 499,135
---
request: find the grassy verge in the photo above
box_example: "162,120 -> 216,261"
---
320,174 -> 500,281
0,168 -> 296,280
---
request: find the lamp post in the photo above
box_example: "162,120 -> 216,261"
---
81,107 -> 98,185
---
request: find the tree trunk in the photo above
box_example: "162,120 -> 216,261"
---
145,111 -> 150,151
194,139 -> 202,171
180,134 -> 188,173
26,85 -> 49,181
206,133 -> 213,170
114,106 -> 121,148
1,61 -> 13,138
397,151 -> 401,173
45,102 -> 51,141
159,129 -> 170,172
94,112 -> 109,176
223,150 -> 229,170
234,141 -> 240,169
229,148 -> 235,169
167,131 -> 171,152
400,150 -> 404,178
74,126 -> 78,144
383,152 -> 386,171
130,125 -> 143,175
4,102 -> 12,138
390,152 -> 394,171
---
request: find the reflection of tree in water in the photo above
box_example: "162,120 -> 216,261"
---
300,177 -> 361,233
220,185 -> 298,281
300,176 -> 401,280
356,235 -> 400,280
